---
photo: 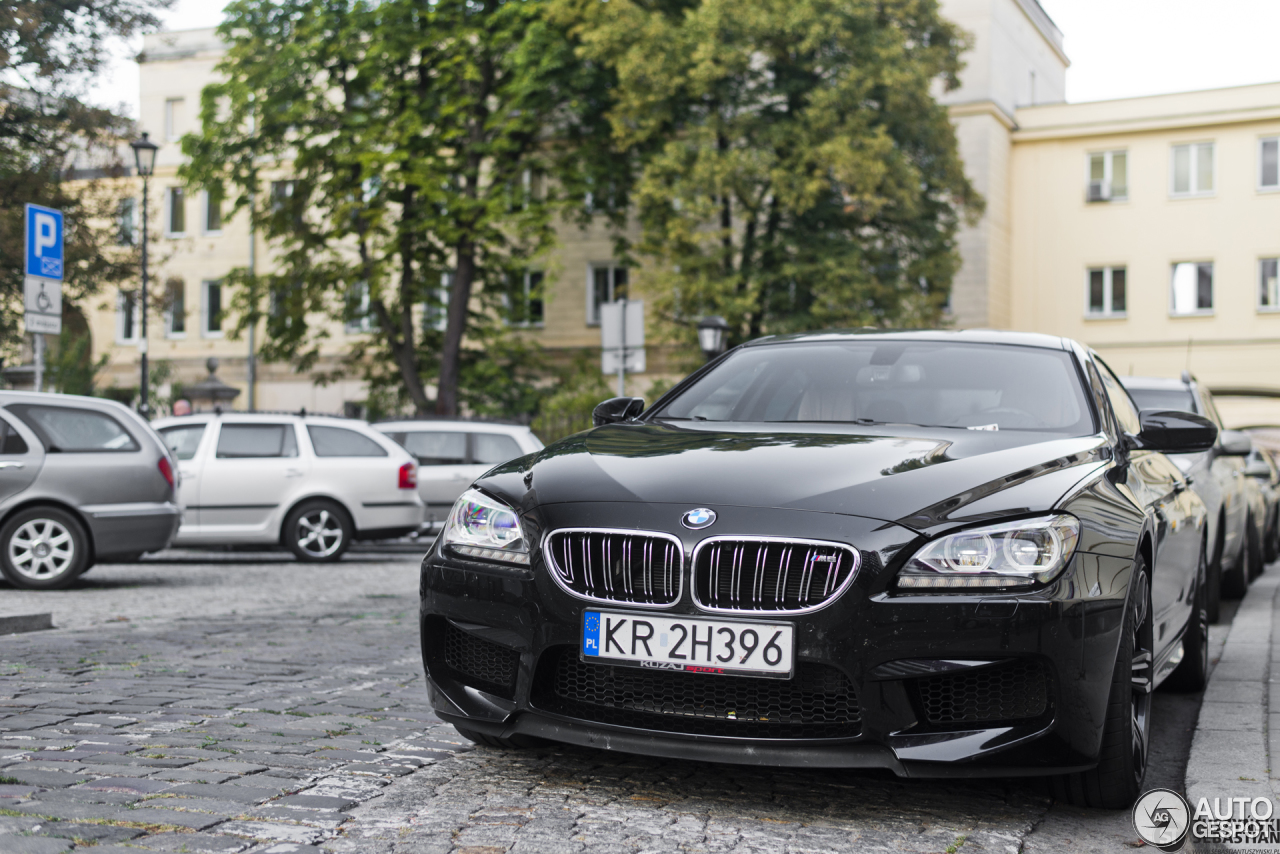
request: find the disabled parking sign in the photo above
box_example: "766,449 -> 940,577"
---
24,203 -> 64,334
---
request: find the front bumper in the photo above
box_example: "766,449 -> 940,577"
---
419,502 -> 1133,777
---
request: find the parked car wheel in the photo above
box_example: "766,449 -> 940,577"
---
1056,561 -> 1152,809
0,506 -> 90,590
1247,517 -> 1264,581
283,500 -> 352,562
1221,523 -> 1251,599
1266,507 -> 1279,565
1207,527 -> 1224,623
1165,542 -> 1209,692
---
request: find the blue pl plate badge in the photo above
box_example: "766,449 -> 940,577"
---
583,612 -> 601,657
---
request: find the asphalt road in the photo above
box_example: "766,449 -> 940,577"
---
0,551 -> 1235,853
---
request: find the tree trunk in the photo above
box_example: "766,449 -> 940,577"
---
436,239 -> 474,416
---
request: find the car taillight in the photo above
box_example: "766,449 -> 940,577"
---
158,456 -> 175,489
399,461 -> 417,489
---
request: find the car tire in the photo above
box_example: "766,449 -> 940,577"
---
1055,558 -> 1152,809
283,500 -> 353,562
452,726 -> 547,750
1265,509 -> 1279,565
1247,519 -> 1264,581
1221,524 -> 1251,599
1165,542 -> 1209,692
0,507 -> 90,591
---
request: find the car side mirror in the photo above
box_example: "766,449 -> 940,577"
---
1132,409 -> 1218,454
592,397 -> 645,427
1218,429 -> 1253,457
1245,458 -> 1272,478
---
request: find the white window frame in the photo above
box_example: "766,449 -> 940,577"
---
1259,137 -> 1280,192
116,291 -> 138,344
1170,261 -> 1215,317
201,280 -> 225,339
1085,150 -> 1128,203
1260,258 -> 1280,312
1084,266 -> 1127,319
165,280 -> 187,339
164,97 -> 183,142
202,189 -> 223,235
587,263 -> 629,326
1170,142 -> 1215,198
166,186 -> 186,237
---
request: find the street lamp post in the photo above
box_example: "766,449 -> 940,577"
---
130,132 -> 159,417
697,315 -> 730,362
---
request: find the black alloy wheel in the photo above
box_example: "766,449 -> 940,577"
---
1056,557 -> 1153,808
283,500 -> 353,562
1165,540 -> 1209,691
0,506 -> 90,590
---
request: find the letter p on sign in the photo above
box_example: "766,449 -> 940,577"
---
25,203 -> 64,280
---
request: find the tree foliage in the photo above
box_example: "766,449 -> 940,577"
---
183,0 -> 626,415
552,0 -> 982,350
0,0 -> 172,359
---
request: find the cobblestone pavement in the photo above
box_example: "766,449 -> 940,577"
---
0,557 -> 1220,853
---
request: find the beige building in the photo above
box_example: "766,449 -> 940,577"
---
82,3 -> 1280,422
1009,82 -> 1280,424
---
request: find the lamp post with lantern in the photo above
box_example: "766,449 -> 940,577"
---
129,132 -> 158,417
696,315 -> 730,363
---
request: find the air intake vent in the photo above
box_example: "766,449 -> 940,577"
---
912,659 -> 1049,726
692,537 -> 860,614
544,529 -> 683,607
440,621 -> 520,691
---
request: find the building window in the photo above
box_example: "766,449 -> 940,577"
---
204,187 -> 223,233
166,279 -> 186,337
505,270 -> 544,327
117,198 -> 136,246
164,97 -> 183,142
1172,142 -> 1214,197
1171,262 -> 1214,315
117,291 -> 138,343
588,264 -> 629,325
1086,267 -> 1127,317
270,180 -> 302,227
423,272 -> 451,333
202,280 -> 224,337
167,187 -> 185,235
1087,151 -> 1128,202
1261,138 -> 1279,190
344,281 -> 378,334
1261,259 -> 1280,311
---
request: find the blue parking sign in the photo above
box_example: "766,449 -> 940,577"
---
25,204 -> 64,281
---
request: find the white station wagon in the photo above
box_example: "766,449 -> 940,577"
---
153,413 -> 423,561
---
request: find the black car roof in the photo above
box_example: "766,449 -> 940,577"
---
741,328 -> 1073,350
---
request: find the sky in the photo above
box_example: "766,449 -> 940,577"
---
88,0 -> 1280,117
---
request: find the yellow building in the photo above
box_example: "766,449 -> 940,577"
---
1009,82 -> 1280,424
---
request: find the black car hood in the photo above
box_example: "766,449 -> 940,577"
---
506,422 -> 1110,533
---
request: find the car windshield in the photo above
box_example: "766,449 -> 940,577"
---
655,340 -> 1096,434
1126,387 -> 1198,414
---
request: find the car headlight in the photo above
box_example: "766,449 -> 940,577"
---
441,488 -> 530,566
896,514 -> 1080,590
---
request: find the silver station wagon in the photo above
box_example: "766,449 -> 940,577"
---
0,391 -> 181,589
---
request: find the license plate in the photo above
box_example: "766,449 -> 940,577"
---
581,610 -> 794,678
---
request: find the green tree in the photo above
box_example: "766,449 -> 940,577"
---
183,0 -> 627,416
0,0 -> 172,359
553,0 -> 982,350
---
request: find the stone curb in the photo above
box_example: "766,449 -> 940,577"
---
1186,565 -> 1280,810
0,613 -> 53,635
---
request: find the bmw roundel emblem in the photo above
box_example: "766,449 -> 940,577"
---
682,508 -> 716,529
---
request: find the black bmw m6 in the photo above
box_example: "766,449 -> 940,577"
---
419,330 -> 1219,809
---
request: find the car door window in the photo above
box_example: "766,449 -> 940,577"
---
308,425 -> 387,457
8,404 -> 139,452
1093,359 -> 1142,436
400,431 -> 467,465
159,425 -> 206,461
216,424 -> 298,458
472,433 -> 522,465
0,418 -> 28,455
